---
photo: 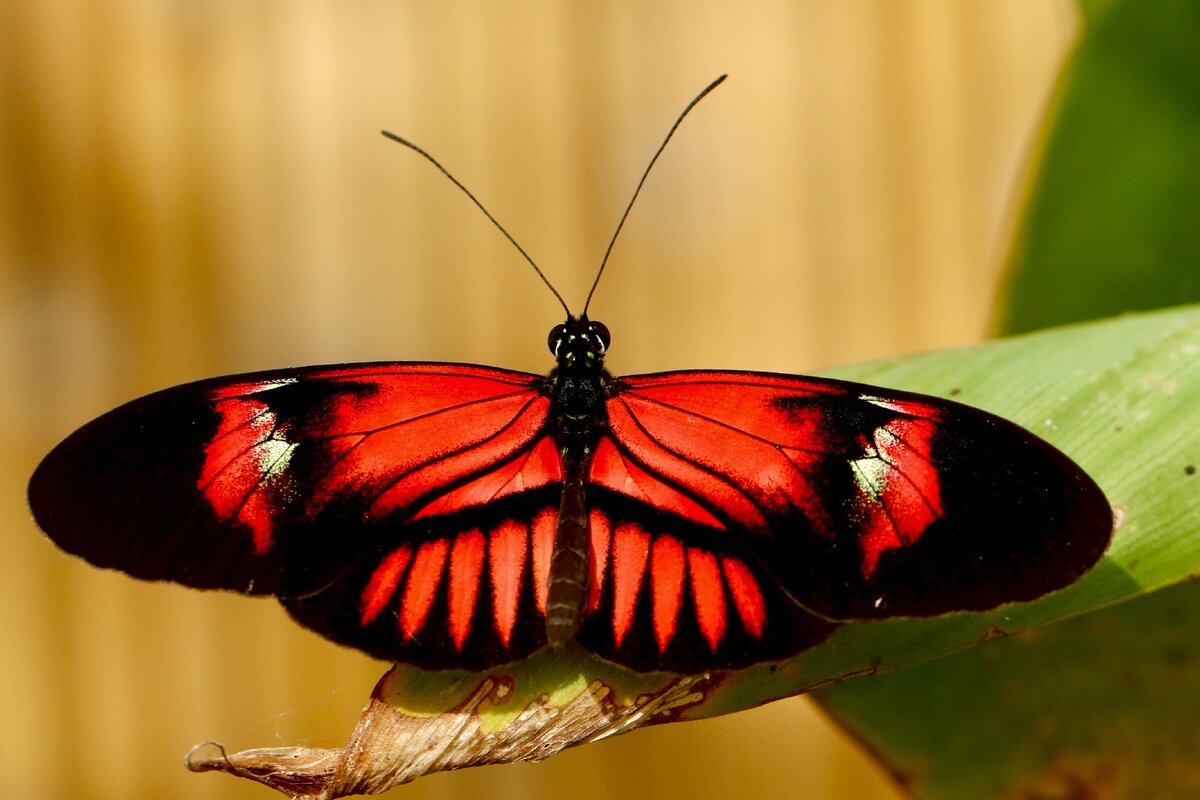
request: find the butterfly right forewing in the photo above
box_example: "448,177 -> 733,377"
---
601,370 -> 1112,624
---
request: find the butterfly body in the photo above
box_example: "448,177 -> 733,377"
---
543,316 -> 614,649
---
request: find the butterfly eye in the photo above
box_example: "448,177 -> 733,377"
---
547,323 -> 568,356
589,320 -> 611,353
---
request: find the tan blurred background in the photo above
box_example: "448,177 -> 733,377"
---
2,3 -> 1076,798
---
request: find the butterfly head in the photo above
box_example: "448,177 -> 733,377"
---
548,316 -> 610,371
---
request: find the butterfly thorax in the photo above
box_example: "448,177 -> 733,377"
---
545,316 -> 612,445
542,316 -> 613,649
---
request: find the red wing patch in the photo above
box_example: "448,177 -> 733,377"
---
609,522 -> 651,649
488,520 -> 528,647
448,530 -> 486,648
198,366 -> 553,549
608,371 -> 943,556
686,548 -> 726,651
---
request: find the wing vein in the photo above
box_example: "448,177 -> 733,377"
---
610,395 -> 763,524
354,393 -> 550,512
619,389 -> 829,487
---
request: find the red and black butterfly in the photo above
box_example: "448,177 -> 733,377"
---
28,77 -> 1112,674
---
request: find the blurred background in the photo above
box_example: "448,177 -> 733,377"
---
2,2 -> 1077,798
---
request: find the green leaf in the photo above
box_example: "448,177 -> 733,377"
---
808,305 -> 1200,799
815,1 -> 1200,796
818,577 -> 1200,798
997,0 -> 1200,334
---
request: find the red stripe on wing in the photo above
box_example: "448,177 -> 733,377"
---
586,509 -> 611,614
488,519 -> 528,647
721,556 -> 766,640
574,506 -> 836,670
330,516 -> 548,666
400,539 -> 449,640
531,509 -> 555,614
448,530 -> 486,649
199,393 -> 296,553
197,365 -> 548,555
610,522 -> 651,649
686,547 -> 726,652
289,497 -> 839,670
359,545 -> 413,625
355,393 -> 551,517
650,535 -> 686,653
412,436 -> 561,520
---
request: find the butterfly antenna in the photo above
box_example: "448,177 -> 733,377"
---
581,74 -> 728,316
381,130 -> 572,317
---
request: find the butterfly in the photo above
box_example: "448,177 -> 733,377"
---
28,77 -> 1112,674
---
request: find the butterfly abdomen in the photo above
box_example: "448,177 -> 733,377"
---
545,457 -> 591,648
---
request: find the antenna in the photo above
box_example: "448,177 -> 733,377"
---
382,74 -> 728,320
380,130 -> 572,317
581,74 -> 727,316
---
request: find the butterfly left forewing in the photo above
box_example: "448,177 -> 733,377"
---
29,362 -> 554,601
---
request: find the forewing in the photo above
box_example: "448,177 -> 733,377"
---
604,370 -> 1112,621
28,363 -> 555,603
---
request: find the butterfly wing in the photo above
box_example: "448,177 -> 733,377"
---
31,364 -> 1112,673
29,363 -> 574,667
574,370 -> 1111,670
